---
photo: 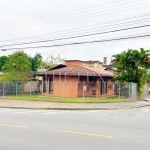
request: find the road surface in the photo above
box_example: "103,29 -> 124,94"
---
0,106 -> 150,150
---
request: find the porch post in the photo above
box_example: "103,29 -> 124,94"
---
96,78 -> 100,98
42,76 -> 44,94
47,76 -> 50,94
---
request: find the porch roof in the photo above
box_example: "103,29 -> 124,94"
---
36,65 -> 113,77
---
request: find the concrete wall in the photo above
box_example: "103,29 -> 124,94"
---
24,81 -> 42,93
142,84 -> 148,97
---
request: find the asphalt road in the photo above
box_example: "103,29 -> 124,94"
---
0,107 -> 150,150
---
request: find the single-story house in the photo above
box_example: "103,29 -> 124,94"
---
36,60 -> 114,98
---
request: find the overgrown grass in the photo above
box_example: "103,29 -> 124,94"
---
0,94 -> 134,103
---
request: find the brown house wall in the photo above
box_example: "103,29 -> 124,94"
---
42,76 -> 78,98
42,76 -> 114,98
78,77 -> 97,97
97,78 -> 115,97
107,78 -> 115,95
78,77 -> 114,97
66,60 -> 83,67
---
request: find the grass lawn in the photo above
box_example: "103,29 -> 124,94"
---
0,94 -> 134,103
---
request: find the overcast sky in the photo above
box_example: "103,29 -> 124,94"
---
0,0 -> 150,64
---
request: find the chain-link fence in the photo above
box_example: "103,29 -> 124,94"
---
0,81 -> 140,101
0,81 -> 42,97
114,82 -> 138,99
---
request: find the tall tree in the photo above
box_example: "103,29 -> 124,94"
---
40,55 -> 65,70
0,56 -> 9,71
111,48 -> 150,94
147,73 -> 150,85
2,51 -> 32,73
28,53 -> 43,72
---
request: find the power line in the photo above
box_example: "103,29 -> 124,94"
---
1,33 -> 150,51
1,12 -> 150,44
1,23 -> 150,48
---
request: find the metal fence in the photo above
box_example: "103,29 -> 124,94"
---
114,82 -> 138,99
0,81 -> 139,101
0,81 -> 42,97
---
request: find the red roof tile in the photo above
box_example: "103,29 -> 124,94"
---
36,65 -> 113,77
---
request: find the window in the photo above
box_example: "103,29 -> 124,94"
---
104,79 -> 108,94
89,76 -> 97,86
100,79 -> 107,95
49,76 -> 54,94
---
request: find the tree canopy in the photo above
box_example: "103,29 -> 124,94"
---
2,51 -> 32,73
111,48 -> 150,93
0,52 -> 65,81
0,56 -> 9,71
28,53 -> 43,72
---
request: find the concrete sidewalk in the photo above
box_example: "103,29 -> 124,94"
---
0,98 -> 150,110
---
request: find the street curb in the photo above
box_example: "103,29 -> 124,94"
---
0,106 -> 110,110
0,104 -> 150,110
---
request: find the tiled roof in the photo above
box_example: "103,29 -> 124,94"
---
25,72 -> 35,79
36,65 -> 113,77
83,66 -> 113,76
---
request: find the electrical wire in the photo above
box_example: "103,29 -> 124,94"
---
1,33 -> 150,51
1,12 -> 150,44
1,23 -> 150,48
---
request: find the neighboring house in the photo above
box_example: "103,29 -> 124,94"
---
83,60 -> 103,68
36,66 -> 49,81
103,64 -> 114,73
24,81 -> 42,93
36,60 -> 114,98
82,57 -> 113,71
24,73 -> 42,93
102,57 -> 114,72
37,66 -> 48,73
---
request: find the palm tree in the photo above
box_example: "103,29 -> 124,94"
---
111,48 -> 150,96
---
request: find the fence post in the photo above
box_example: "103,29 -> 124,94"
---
119,82 -> 120,100
104,81 -> 106,100
16,83 -> 17,97
128,83 -> 130,99
3,82 -> 5,97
